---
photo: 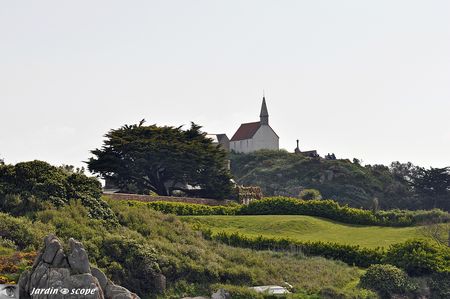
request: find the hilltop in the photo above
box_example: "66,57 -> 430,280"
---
230,150 -> 419,210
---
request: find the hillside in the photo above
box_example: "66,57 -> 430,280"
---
230,150 -> 415,209
0,202 -> 372,299
182,215 -> 427,248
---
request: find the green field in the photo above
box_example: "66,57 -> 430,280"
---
182,215 -> 427,248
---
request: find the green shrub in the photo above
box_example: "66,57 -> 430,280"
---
97,234 -> 162,296
0,237 -> 17,249
359,264 -> 414,299
319,287 -> 378,299
429,271 -> 450,299
384,240 -> 450,276
0,212 -> 54,250
299,189 -> 322,200
0,160 -> 116,222
128,201 -> 237,216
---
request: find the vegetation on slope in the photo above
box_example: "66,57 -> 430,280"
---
0,201 -> 372,298
230,150 -> 450,211
0,160 -> 115,221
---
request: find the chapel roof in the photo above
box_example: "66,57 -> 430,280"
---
230,121 -> 261,141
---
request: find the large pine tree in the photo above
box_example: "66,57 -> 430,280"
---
87,120 -> 233,199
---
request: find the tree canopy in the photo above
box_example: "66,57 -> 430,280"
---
87,121 -> 233,199
412,167 -> 450,210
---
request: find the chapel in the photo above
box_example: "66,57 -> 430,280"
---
229,97 -> 279,153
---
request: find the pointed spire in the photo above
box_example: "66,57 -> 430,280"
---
260,96 -> 269,125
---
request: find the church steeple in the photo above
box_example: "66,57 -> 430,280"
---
260,97 -> 269,125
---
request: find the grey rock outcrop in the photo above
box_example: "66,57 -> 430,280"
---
18,235 -> 140,299
181,289 -> 230,299
211,289 -> 230,299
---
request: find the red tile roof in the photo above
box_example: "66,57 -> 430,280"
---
230,122 -> 261,141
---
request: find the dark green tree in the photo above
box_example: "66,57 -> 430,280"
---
412,167 -> 450,210
87,121 -> 233,199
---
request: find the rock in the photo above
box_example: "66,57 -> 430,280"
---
30,262 -> 49,288
18,235 -> 142,299
68,238 -> 91,274
42,235 -> 62,264
52,248 -> 69,268
211,288 -> 231,299
104,281 -> 139,299
92,267 -> 108,290
18,270 -> 31,299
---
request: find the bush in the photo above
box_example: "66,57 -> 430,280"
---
127,200 -> 239,216
359,264 -> 414,299
429,271 -> 450,299
299,189 -> 322,200
384,240 -> 450,276
0,160 -> 116,222
0,212 -> 54,250
97,234 -> 161,295
319,287 -> 377,299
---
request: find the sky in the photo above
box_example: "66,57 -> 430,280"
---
0,0 -> 449,171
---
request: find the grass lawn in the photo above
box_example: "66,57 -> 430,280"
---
182,215 -> 426,248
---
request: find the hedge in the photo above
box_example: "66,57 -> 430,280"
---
119,196 -> 450,227
209,231 -> 384,268
206,230 -> 450,275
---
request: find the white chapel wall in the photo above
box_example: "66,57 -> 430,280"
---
230,138 -> 254,153
252,125 -> 279,151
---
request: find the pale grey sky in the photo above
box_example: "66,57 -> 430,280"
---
0,1 -> 449,170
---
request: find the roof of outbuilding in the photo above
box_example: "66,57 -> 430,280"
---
230,121 -> 261,141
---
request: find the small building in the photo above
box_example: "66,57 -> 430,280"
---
230,97 -> 279,153
206,133 -> 230,151
294,139 -> 319,158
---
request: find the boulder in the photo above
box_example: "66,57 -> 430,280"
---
18,235 -> 144,299
91,267 -> 108,290
42,235 -> 62,264
211,289 -> 231,299
67,238 -> 91,274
